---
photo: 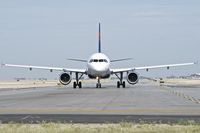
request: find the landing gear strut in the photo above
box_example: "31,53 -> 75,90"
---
96,77 -> 101,88
73,72 -> 84,88
115,72 -> 126,88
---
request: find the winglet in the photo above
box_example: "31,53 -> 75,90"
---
98,22 -> 101,53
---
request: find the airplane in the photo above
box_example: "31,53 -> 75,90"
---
1,23 -> 196,88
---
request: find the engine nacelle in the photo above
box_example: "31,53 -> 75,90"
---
59,73 -> 71,85
127,72 -> 139,85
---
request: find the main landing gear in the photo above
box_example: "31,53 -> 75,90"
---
96,77 -> 101,88
115,72 -> 126,88
73,72 -> 84,88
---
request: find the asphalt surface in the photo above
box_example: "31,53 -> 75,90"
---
0,80 -> 200,123
1,114 -> 200,123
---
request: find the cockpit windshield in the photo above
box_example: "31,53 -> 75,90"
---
99,59 -> 103,62
94,59 -> 98,62
89,59 -> 108,63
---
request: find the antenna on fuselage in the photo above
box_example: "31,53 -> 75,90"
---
98,23 -> 101,53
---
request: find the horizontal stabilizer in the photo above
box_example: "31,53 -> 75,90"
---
110,58 -> 133,62
67,58 -> 87,62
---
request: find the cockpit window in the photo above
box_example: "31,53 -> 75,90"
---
99,59 -> 103,62
104,59 -> 108,63
94,59 -> 98,62
89,59 -> 108,63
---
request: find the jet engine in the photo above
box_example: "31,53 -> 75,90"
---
59,73 -> 71,85
127,72 -> 139,85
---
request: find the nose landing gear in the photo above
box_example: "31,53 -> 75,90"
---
96,77 -> 101,88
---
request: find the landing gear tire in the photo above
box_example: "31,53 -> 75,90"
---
73,81 -> 82,88
73,82 -> 76,89
122,81 -> 126,88
78,82 -> 82,88
117,81 -> 126,88
96,83 -> 101,88
117,81 -> 120,88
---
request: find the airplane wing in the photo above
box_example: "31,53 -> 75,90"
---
111,62 -> 196,73
2,64 -> 86,73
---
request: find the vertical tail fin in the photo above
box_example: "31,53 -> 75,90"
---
98,23 -> 101,53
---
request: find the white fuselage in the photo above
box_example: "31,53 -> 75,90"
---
87,53 -> 111,78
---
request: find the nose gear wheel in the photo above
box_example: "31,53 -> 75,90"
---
96,77 -> 101,88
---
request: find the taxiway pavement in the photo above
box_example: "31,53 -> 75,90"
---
0,80 -> 200,123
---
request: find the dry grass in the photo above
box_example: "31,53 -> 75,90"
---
0,122 -> 200,133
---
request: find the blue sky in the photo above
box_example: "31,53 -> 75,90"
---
0,0 -> 200,79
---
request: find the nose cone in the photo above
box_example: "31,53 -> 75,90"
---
95,65 -> 108,72
88,63 -> 109,76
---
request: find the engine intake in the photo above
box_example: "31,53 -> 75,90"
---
127,72 -> 139,85
59,73 -> 71,85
